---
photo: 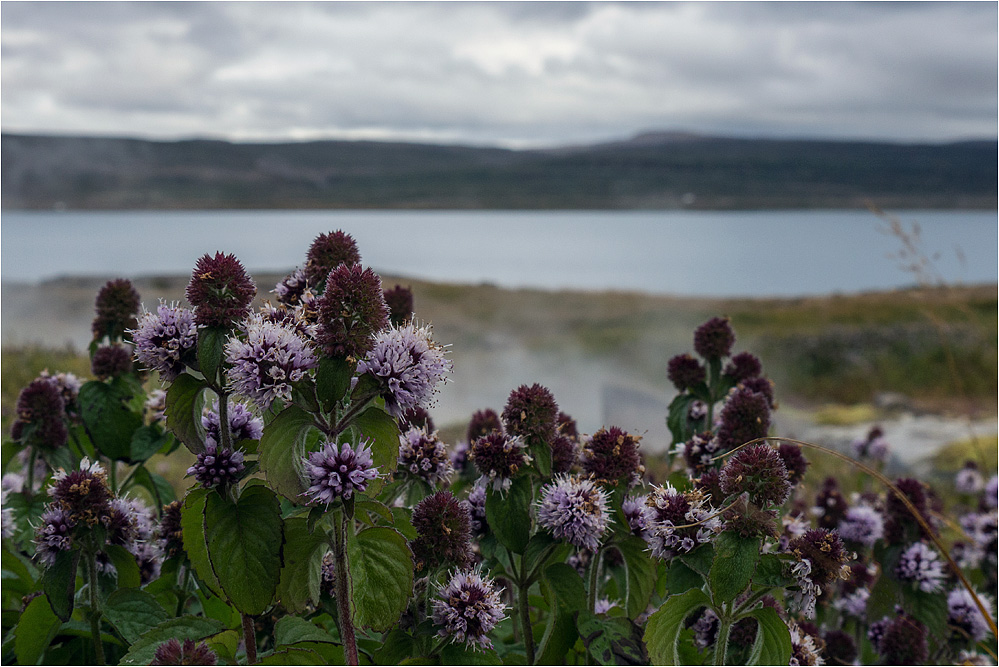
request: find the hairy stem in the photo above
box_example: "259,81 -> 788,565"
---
218,390 -> 232,450
87,552 -> 106,666
586,548 -> 604,613
241,614 -> 257,665
25,449 -> 37,500
331,389 -> 381,438
713,612 -> 732,666
332,513 -> 359,666
518,578 -> 535,664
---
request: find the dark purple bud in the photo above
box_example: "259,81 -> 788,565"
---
186,252 -> 256,328
470,432 -> 527,488
715,386 -> 771,453
159,501 -> 185,559
305,230 -> 361,287
723,352 -> 762,384
814,477 -> 848,530
720,444 -> 791,507
186,443 -> 245,490
551,435 -> 577,474
740,376 -> 776,408
788,528 -> 851,590
151,638 -> 218,666
502,384 -> 559,447
410,491 -> 473,573
876,613 -> 928,665
467,409 -> 502,442
384,284 -> 414,327
315,264 -> 389,359
91,344 -> 133,380
667,354 -> 706,391
776,443 -> 809,485
693,317 -> 735,360
581,426 -> 644,486
822,630 -> 856,665
694,467 -> 725,504
884,477 -> 932,545
50,460 -> 112,526
400,406 -> 435,433
11,379 -> 68,450
92,278 -> 141,342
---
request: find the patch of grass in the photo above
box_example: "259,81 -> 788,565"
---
927,434 -> 999,476
813,403 -> 879,426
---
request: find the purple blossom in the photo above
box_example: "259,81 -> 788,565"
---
11,378 -> 67,450
960,511 -> 997,549
186,252 -> 256,328
896,541 -> 946,593
187,443 -> 245,489
273,268 -> 317,308
788,558 -> 822,618
356,322 -> 452,418
432,568 -> 507,651
985,475 -> 998,509
470,432 -> 528,491
225,314 -> 318,410
398,426 -> 453,486
201,400 -> 263,448
851,426 -> 890,462
838,504 -> 885,547
131,301 -> 197,382
788,621 -> 824,667
947,587 -> 994,642
622,494 -> 648,539
303,439 -> 379,504
34,506 -> 76,567
466,484 -> 488,538
955,462 -> 985,495
594,598 -> 618,615
145,389 -> 167,424
39,370 -> 82,420
151,638 -> 218,666
642,484 -> 719,559
536,475 -> 612,551
834,587 -> 870,620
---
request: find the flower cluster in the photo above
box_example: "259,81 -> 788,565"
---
187,443 -> 245,490
11,378 -> 68,451
581,426 -> 644,486
714,386 -> 771,453
947,587 -> 994,642
305,230 -> 361,286
955,461 -> 985,495
667,353 -> 706,391
410,491 -> 473,572
895,541 -> 946,593
302,439 -> 379,504
92,278 -> 141,342
132,302 -> 198,381
225,314 -> 318,410
469,432 -> 528,491
273,268 -> 316,308
642,484 -> 720,559
151,638 -> 218,666
501,383 -> 559,447
398,426 -> 453,486
91,343 -> 133,379
851,425 -> 890,463
186,252 -> 256,328
719,444 -> 791,507
384,284 -> 414,326
536,475 -> 612,551
357,322 -> 451,418
838,504 -> 884,547
432,568 -> 507,650
316,264 -> 389,360
202,400 -> 263,448
693,316 -> 735,360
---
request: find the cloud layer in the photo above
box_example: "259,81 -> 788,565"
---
2,1 -> 996,146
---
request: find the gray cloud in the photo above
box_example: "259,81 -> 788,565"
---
2,1 -> 995,146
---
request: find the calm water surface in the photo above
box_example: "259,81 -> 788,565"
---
2,209 -> 995,296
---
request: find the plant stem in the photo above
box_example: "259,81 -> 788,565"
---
713,611 -> 731,666
218,390 -> 232,450
332,512 -> 359,666
87,552 -> 106,666
25,449 -> 38,499
331,389 -> 381,437
241,614 -> 257,665
586,548 -> 603,613
108,459 -> 118,495
518,579 -> 535,665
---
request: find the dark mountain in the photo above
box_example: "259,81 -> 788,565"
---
2,132 -> 995,210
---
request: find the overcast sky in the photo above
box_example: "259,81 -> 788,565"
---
2,1 -> 996,148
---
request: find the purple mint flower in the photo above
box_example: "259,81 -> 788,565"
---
91,343 -> 134,379
985,475 -> 998,509
398,426 -> 453,486
151,638 -> 218,666
467,409 -> 503,442
105,497 -> 140,548
410,491 -> 473,572
303,439 -> 379,504
39,370 -> 82,420
896,541 -> 946,593
92,278 -> 141,342
201,400 -> 263,448
622,494 -> 648,539
186,252 -> 256,328
187,443 -> 245,490
594,598 -> 619,615
551,435 -> 578,474
788,558 -> 821,619
400,406 -> 435,433
851,426 -> 890,462
145,389 -> 167,425
788,621 -> 823,667
273,268 -> 316,307
719,444 -> 791,508
693,317 -> 735,360
788,528 -> 851,590
835,587 -> 870,620
692,607 -> 719,649
357,322 -> 452,418
959,511 -> 997,548
955,461 -> 985,495
432,568 -> 507,651
315,264 -> 389,360
722,352 -> 762,384
305,230 -> 361,287
11,378 -> 67,450
225,314 -> 318,410
838,504 -> 885,547
34,506 -> 75,567
643,484 -> 719,560
581,426 -> 644,486
502,383 -> 559,448
384,284 -> 414,327
536,475 -> 612,552
714,386 -> 771,453
948,587 -> 994,642
667,353 -> 706,391
49,458 -> 112,526
450,440 -> 471,476
876,613 -> 928,665
683,431 -> 719,474
467,483 -> 487,537
159,501 -> 184,559
470,432 -> 528,491
132,301 -> 198,382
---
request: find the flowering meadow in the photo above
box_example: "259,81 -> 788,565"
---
2,230 -> 996,666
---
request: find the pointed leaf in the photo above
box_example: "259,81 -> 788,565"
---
258,405 -> 316,502
15,593 -> 62,665
745,607 -> 792,666
166,374 -> 210,454
197,326 -> 228,386
347,527 -> 414,631
40,548 -> 79,622
351,406 -> 400,495
486,475 -> 532,554
103,588 -> 169,644
316,357 -> 353,412
643,588 -> 712,666
538,563 -> 587,664
276,517 -> 328,614
708,533 -> 759,603
181,487 -> 222,597
616,537 -> 657,619
79,379 -> 143,460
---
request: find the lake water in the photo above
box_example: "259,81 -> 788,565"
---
2,209 -> 995,296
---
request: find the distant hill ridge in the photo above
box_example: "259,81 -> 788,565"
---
2,131 -> 995,210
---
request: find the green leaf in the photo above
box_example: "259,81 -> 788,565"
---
15,593 -> 62,666
119,616 -> 226,666
258,405 -> 315,502
41,549 -> 79,622
79,379 -> 143,460
531,440 -> 553,477
643,588 -> 712,666
616,537 -> 657,620
103,588 -> 169,645
485,475 -> 533,554
105,544 -> 141,588
902,587 -> 950,638
356,498 -> 395,525
205,485 -> 284,615
708,533 -> 759,603
181,487 -> 222,597
753,554 -> 794,589
351,406 -> 400,496
257,647 -> 327,665
745,607 -> 791,666
126,466 -> 176,508
128,426 -> 171,463
537,563 -> 586,664
166,374 -> 210,454
665,560 -> 704,596
679,543 -> 714,578
373,628 -> 416,665
274,616 -> 338,646
576,612 -> 645,665
276,517 -> 328,614
197,326 -> 228,386
347,527 -> 414,631
441,643 -> 503,665
316,357 -> 353,412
